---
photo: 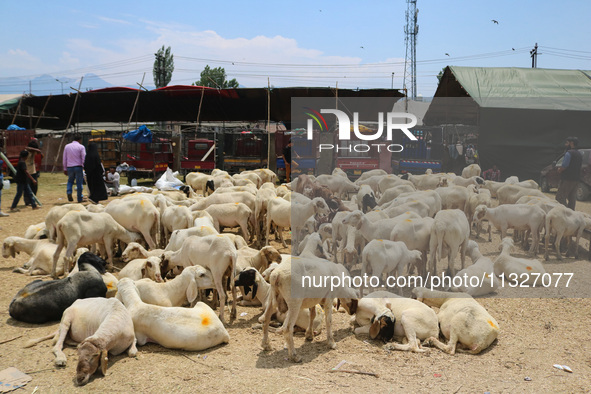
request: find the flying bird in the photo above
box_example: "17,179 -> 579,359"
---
360,46 -> 365,49
491,19 -> 499,24
512,48 -> 515,51
445,53 -> 450,56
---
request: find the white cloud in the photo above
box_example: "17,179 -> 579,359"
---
59,52 -> 81,68
97,16 -> 132,25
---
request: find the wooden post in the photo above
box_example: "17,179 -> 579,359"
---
10,97 -> 22,125
267,78 -> 271,169
127,73 -> 146,131
34,94 -> 52,129
51,77 -> 83,173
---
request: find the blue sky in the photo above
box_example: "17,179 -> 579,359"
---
1,0 -> 590,96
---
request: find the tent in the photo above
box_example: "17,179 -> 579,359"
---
424,66 -> 591,181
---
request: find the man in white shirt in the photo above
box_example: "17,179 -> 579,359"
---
104,166 -> 120,196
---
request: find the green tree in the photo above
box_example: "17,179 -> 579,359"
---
436,67 -> 446,83
153,45 -> 174,88
193,65 -> 239,88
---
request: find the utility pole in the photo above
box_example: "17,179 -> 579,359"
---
530,43 -> 538,68
403,0 -> 418,99
391,72 -> 395,89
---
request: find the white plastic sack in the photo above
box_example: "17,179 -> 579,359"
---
118,185 -> 154,195
155,168 -> 184,190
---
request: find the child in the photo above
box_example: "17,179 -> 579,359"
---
10,150 -> 38,212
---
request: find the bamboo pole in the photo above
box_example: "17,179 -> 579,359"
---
51,77 -> 83,173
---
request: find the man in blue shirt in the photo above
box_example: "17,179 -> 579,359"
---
556,136 -> 582,210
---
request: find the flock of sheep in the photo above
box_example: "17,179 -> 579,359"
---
3,164 -> 587,385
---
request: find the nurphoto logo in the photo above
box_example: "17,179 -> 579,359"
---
304,109 -> 418,153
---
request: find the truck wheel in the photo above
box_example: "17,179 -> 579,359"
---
540,177 -> 550,192
576,183 -> 590,201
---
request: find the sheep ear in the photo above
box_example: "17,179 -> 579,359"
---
369,318 -> 381,340
10,245 -> 16,258
141,267 -> 146,277
186,277 -> 198,304
146,261 -> 153,268
100,349 -> 108,375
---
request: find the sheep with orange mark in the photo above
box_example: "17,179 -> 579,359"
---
116,278 -> 229,351
412,287 -> 499,355
494,237 -> 546,286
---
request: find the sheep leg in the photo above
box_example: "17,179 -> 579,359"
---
555,230 -> 564,260
265,216 -> 272,247
127,338 -> 138,357
213,276 -> 227,322
52,243 -> 65,279
305,307 -> 316,341
487,221 -> 492,242
282,300 -> 303,362
53,311 -> 74,367
136,226 -> 157,250
544,230 -> 551,261
230,274 -> 237,321
574,230 -> 583,259
261,295 -> 276,351
354,325 -> 371,336
324,299 -> 336,350
103,238 -> 115,270
62,241 -> 78,277
425,330 -> 458,355
239,220 -> 249,244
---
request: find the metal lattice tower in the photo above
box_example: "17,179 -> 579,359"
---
403,0 -> 418,100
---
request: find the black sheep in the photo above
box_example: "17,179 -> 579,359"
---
9,252 -> 108,324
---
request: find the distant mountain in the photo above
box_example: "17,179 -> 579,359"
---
0,73 -> 116,96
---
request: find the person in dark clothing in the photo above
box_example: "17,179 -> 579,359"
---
10,150 -> 38,212
281,139 -> 299,182
556,136 -> 582,210
84,143 -> 108,204
24,139 -> 43,206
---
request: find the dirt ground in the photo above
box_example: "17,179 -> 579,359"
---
1,173 -> 590,393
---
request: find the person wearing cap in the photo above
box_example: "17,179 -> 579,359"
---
556,136 -> 582,210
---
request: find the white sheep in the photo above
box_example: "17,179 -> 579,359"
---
118,256 -> 164,283
360,239 -> 422,296
461,164 -> 481,178
473,204 -> 545,254
412,287 -> 500,354
544,205 -> 587,260
354,291 -> 439,353
451,241 -> 499,296
205,202 -> 253,241
45,203 -> 86,241
121,242 -> 165,263
494,237 -> 546,286
130,265 -> 214,307
161,205 -> 194,245
161,235 -> 238,322
428,209 -> 470,277
105,198 -> 162,249
24,297 -> 137,386
261,256 -> 359,362
52,211 -> 143,278
116,278 -> 230,351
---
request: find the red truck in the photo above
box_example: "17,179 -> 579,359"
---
180,138 -> 216,174
122,136 -> 174,183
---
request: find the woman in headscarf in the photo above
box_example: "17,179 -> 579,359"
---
84,142 -> 108,203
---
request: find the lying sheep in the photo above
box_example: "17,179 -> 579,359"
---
451,241 -> 499,296
121,242 -> 165,263
24,297 -> 137,386
24,222 -> 47,239
9,253 -> 108,324
116,278 -> 230,351
412,287 -> 499,354
118,256 -> 163,283
353,291 -> 439,352
130,265 -> 214,307
494,237 -> 546,286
